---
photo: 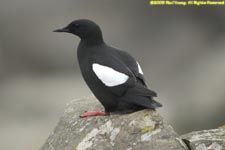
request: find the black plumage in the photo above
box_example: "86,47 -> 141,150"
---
54,19 -> 162,114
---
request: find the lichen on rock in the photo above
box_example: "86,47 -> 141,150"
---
181,129 -> 225,150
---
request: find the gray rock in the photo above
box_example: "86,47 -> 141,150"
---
180,129 -> 225,150
41,97 -> 186,150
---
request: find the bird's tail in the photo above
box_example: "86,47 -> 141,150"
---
120,94 -> 162,109
148,98 -> 162,108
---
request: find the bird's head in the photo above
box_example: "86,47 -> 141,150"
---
54,19 -> 103,42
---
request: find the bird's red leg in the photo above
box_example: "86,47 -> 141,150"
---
80,111 -> 110,118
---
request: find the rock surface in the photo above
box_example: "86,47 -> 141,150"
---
180,129 -> 225,150
41,97 -> 187,150
41,97 -> 225,150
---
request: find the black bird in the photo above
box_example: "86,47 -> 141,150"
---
54,19 -> 162,117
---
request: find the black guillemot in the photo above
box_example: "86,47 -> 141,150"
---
54,19 -> 162,117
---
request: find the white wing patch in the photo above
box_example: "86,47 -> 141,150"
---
137,62 -> 144,74
92,63 -> 129,87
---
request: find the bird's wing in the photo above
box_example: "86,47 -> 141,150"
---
92,53 -> 157,97
114,49 -> 148,87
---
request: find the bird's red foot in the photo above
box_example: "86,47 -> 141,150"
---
80,111 -> 110,118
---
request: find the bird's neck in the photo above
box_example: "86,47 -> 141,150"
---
80,36 -> 104,46
78,37 -> 105,55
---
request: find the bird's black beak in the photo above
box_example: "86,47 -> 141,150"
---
53,27 -> 69,33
